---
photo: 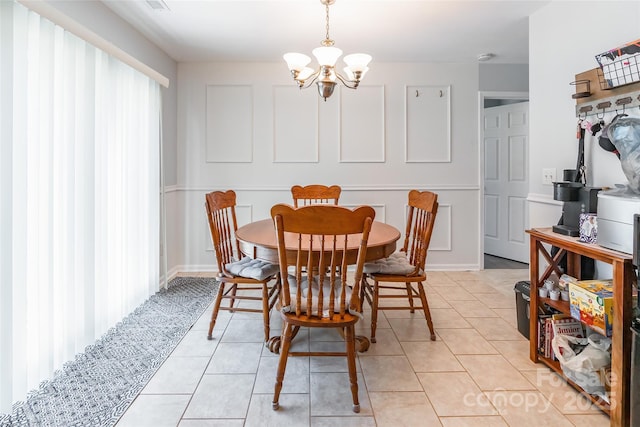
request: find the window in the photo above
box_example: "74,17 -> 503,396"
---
0,2 -> 161,411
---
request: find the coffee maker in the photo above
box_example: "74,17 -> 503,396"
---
552,170 -> 601,237
550,168 -> 600,279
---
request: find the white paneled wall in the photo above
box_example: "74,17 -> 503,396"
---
177,186 -> 474,273
206,85 -> 254,163
174,62 -> 481,274
340,85 -> 385,162
273,85 -> 319,163
406,85 -> 451,163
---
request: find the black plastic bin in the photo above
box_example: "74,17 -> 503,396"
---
514,281 -> 531,339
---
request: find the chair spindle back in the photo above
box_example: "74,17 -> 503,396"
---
402,190 -> 438,272
271,204 -> 374,320
205,190 -> 241,275
291,184 -> 341,207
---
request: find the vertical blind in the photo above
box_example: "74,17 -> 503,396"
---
0,2 -> 161,412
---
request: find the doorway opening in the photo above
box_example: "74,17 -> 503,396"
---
479,91 -> 529,269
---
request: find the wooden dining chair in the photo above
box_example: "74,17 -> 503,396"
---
270,204 -> 375,413
291,184 -> 341,207
360,190 -> 438,342
205,190 -> 280,342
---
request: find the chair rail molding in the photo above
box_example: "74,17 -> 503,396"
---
527,192 -> 562,206
174,184 -> 481,192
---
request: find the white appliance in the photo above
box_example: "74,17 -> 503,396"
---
597,189 -> 640,254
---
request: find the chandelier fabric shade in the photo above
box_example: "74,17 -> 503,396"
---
283,0 -> 372,100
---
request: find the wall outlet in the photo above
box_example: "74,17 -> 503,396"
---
542,168 -> 556,185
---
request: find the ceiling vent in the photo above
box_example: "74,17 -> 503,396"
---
146,0 -> 170,11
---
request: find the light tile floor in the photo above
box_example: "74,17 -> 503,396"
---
115,270 -> 610,427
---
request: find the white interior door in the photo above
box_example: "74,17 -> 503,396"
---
483,101 -> 529,263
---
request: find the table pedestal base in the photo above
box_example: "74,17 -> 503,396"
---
355,335 -> 370,352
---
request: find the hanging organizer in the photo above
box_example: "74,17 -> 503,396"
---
572,67 -> 640,117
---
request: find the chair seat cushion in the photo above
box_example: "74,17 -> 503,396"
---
363,252 -> 416,275
287,274 -> 343,297
283,274 -> 361,319
225,257 -> 279,281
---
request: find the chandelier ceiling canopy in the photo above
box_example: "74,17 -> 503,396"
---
283,0 -> 372,101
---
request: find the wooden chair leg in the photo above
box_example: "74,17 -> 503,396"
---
417,282 -> 436,341
262,283 -> 270,342
359,277 -> 366,312
371,280 -> 380,343
405,282 -> 415,313
272,322 -> 293,410
228,284 -> 238,312
344,325 -> 360,413
208,282 -> 226,340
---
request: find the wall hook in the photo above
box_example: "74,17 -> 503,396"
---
578,105 -> 592,117
439,90 -> 443,97
415,90 -> 419,97
615,96 -> 632,114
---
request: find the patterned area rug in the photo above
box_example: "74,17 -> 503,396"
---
0,277 -> 218,427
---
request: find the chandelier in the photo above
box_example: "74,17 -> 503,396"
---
283,0 -> 372,101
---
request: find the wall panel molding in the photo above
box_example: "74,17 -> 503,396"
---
405,85 -> 451,163
342,203 -> 386,222
339,85 -> 385,163
430,203 -> 452,251
273,85 -> 319,163
205,85 -> 253,163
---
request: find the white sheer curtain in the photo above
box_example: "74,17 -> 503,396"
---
0,2 -> 160,412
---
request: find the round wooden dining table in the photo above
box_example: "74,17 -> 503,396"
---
235,218 -> 401,264
235,218 -> 401,353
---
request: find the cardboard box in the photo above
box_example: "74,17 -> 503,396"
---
568,280 -> 614,337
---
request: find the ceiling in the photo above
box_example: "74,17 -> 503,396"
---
101,0 -> 551,64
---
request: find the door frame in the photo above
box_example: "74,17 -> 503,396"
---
478,91 -> 529,269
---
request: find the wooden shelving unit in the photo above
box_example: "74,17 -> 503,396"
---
538,296 -> 569,314
527,228 -> 636,427
536,296 -> 612,414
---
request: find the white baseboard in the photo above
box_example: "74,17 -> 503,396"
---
426,264 -> 481,271
172,265 -> 218,274
160,265 -> 217,286
168,264 -> 481,274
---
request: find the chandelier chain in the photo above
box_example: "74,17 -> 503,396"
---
322,2 -> 334,46
325,3 -> 330,41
